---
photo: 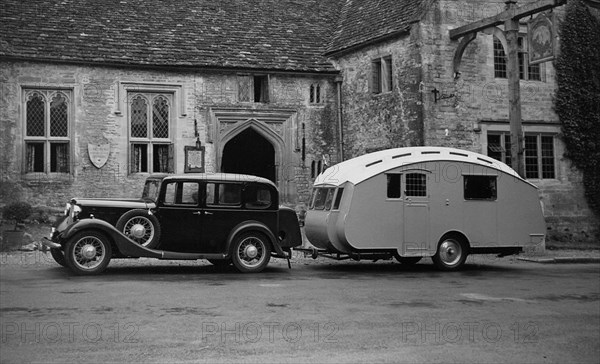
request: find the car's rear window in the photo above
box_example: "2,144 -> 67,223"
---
206,183 -> 242,207
245,185 -> 273,210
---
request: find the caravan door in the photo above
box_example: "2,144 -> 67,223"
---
403,171 -> 430,255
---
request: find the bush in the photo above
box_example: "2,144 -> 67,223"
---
555,0 -> 600,217
2,201 -> 33,230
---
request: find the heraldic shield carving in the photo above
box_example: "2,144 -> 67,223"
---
88,142 -> 110,169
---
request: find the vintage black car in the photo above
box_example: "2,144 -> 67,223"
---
43,174 -> 302,275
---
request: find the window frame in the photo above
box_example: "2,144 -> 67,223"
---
238,74 -> 270,103
309,83 -> 325,105
404,173 -> 427,197
127,92 -> 174,174
524,134 -> 556,180
205,182 -> 243,208
22,87 -> 74,176
463,175 -> 498,201
493,35 -> 544,81
371,55 -> 393,95
485,130 -> 557,180
386,173 -> 402,199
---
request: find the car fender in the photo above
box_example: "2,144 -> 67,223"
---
58,218 -> 162,258
226,221 -> 288,258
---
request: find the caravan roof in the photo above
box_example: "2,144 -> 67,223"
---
314,147 -> 530,186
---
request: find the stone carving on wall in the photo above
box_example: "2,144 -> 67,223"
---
88,142 -> 110,169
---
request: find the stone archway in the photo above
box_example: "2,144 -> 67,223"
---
221,128 -> 276,182
218,119 -> 285,185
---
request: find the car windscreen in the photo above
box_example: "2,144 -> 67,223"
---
142,179 -> 161,201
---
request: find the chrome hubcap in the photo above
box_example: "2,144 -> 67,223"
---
245,245 -> 258,259
81,244 -> 97,259
440,240 -> 462,266
124,217 -> 154,246
73,236 -> 106,270
237,237 -> 265,268
130,224 -> 146,239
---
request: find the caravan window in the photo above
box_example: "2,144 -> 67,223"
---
387,174 -> 402,198
464,175 -> 497,200
332,188 -> 344,210
405,173 -> 427,197
311,188 -> 335,210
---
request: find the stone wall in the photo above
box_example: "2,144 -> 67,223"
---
331,32 -> 424,160
417,0 -> 598,240
0,60 -> 338,211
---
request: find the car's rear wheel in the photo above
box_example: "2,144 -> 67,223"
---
231,232 -> 271,273
50,248 -> 67,267
116,209 -> 161,249
432,235 -> 468,271
64,231 -> 112,275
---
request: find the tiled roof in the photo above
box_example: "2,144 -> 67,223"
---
326,0 -> 431,55
0,0 -> 343,73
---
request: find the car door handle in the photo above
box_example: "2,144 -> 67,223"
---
193,211 -> 213,215
204,211 -> 213,215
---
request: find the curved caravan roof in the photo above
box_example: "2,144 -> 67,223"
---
314,147 -> 530,186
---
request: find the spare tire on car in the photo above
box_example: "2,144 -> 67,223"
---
116,209 -> 161,249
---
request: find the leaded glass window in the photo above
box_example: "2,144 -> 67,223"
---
152,96 -> 169,139
26,93 -> 45,137
128,92 -> 173,174
494,35 -> 543,81
131,96 -> 148,138
23,89 -> 72,174
50,93 -> 68,137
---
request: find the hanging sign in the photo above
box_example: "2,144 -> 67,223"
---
528,12 -> 556,65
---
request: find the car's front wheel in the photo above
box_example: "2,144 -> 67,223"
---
116,209 -> 161,249
231,232 -> 271,273
64,231 -> 112,275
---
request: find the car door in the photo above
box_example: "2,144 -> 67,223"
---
200,182 -> 245,254
156,180 -> 203,253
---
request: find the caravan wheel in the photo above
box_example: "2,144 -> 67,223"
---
432,236 -> 468,271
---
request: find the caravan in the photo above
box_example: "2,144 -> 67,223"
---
304,147 -> 546,270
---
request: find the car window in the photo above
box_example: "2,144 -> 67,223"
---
246,185 -> 272,209
181,182 -> 199,205
206,183 -> 242,207
163,182 -> 176,205
142,179 -> 160,201
205,183 -> 216,205
218,184 -> 242,206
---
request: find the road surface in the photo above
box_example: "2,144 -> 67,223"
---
1,252 -> 599,363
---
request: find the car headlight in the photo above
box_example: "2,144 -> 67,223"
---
71,205 -> 82,219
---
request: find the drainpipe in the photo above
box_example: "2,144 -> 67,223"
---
335,75 -> 344,162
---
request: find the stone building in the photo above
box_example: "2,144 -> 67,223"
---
0,0 -> 597,239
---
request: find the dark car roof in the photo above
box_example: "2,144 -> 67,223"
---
157,173 -> 277,188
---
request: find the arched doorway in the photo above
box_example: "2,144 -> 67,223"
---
221,128 -> 276,182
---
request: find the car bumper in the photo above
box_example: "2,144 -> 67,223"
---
41,237 -> 61,249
